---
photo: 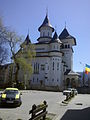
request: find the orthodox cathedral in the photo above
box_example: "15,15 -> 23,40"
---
22,14 -> 79,91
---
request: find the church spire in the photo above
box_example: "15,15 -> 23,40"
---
38,14 -> 54,32
25,31 -> 31,44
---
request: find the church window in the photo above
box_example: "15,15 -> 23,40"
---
34,63 -> 35,73
41,64 -> 45,70
65,44 -> 67,48
48,32 -> 49,36
53,62 -> 54,70
54,45 -> 55,49
36,63 -> 37,73
43,32 -> 45,36
38,64 -> 39,73
57,62 -> 59,70
33,78 -> 34,82
48,66 -> 49,70
34,63 -> 39,74
37,78 -> 38,82
61,44 -> 64,49
52,79 -> 54,81
68,44 -> 70,48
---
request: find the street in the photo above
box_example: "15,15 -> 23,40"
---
0,90 -> 90,120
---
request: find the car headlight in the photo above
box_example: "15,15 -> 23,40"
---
2,94 -> 6,99
15,94 -> 19,99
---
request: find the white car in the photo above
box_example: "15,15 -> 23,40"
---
72,88 -> 78,95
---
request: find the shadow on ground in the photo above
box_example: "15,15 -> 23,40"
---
60,107 -> 90,120
0,103 -> 18,109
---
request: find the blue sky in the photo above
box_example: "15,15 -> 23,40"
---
0,0 -> 90,72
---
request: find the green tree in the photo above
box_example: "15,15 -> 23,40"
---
7,31 -> 36,88
0,16 -> 36,88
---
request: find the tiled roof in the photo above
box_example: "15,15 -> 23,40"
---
38,15 -> 54,32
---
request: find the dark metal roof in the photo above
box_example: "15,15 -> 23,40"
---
64,69 -> 71,75
59,28 -> 76,45
50,32 -> 62,43
38,15 -> 54,32
25,34 -> 31,44
59,28 -> 69,39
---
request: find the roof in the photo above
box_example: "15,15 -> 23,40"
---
25,34 -> 31,44
38,14 -> 54,32
50,31 -> 62,43
65,70 -> 80,76
20,34 -> 31,48
59,28 -> 76,45
5,88 -> 19,90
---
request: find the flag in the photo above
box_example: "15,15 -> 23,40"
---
85,64 -> 90,74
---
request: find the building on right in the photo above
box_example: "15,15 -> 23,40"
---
59,27 -> 80,89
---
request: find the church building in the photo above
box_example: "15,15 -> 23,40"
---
22,14 -> 79,91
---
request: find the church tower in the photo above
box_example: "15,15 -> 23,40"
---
37,14 -> 54,43
59,28 -> 76,71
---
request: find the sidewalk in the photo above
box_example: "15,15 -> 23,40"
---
53,94 -> 90,120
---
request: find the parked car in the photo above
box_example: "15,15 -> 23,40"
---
67,88 -> 74,96
63,87 -> 78,96
72,88 -> 78,95
0,88 -> 22,107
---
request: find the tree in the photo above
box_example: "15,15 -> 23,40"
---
0,16 -> 36,88
16,40 -> 36,89
7,31 -> 36,88
0,17 -> 9,64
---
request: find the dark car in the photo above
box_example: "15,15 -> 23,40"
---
0,88 -> 22,107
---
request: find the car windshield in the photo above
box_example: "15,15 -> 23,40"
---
67,88 -> 72,91
4,90 -> 18,94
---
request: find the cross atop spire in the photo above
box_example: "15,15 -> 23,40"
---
46,7 -> 48,16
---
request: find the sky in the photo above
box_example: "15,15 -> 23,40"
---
0,0 -> 90,72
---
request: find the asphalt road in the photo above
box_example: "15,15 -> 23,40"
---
0,90 -> 90,120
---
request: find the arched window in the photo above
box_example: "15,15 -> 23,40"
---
53,62 -> 54,70
43,32 -> 45,36
65,44 -> 67,48
61,44 -> 64,48
48,32 -> 49,36
68,44 -> 70,48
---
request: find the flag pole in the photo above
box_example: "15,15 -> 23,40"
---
80,62 -> 85,87
83,69 -> 85,87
